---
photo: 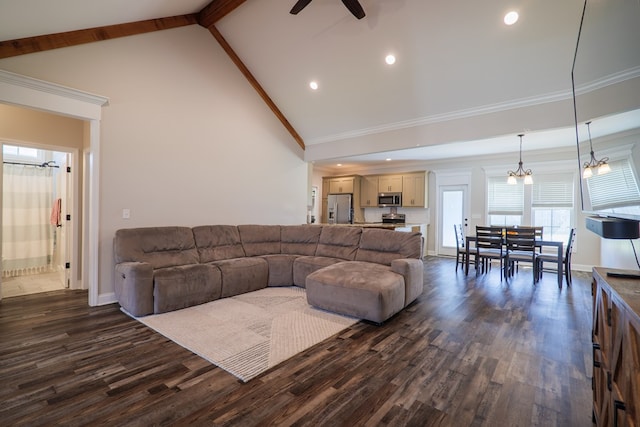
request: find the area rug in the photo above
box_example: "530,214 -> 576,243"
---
127,286 -> 359,382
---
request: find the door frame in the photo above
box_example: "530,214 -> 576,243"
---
1,141 -> 79,290
434,171 -> 472,257
0,70 -> 108,306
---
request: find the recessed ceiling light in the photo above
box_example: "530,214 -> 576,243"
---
504,11 -> 519,25
337,163 -> 342,167
385,54 -> 396,65
309,81 -> 318,90
385,158 -> 392,161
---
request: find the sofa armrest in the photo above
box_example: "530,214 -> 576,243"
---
391,258 -> 424,306
115,262 -> 154,316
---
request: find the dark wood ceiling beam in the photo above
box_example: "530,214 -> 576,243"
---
0,15 -> 197,59
197,0 -> 247,28
206,25 -> 305,150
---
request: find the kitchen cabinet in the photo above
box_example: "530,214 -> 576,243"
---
592,267 -> 640,427
322,178 -> 330,199
329,177 -> 355,194
402,172 -> 428,207
360,175 -> 379,207
378,175 -> 402,193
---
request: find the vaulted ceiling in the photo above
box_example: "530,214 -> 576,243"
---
1,0 -> 639,173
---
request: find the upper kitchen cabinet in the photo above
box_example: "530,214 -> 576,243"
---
378,175 -> 403,193
329,176 -> 355,194
402,172 -> 428,207
360,175 -> 379,207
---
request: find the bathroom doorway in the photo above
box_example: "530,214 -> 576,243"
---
1,143 -> 73,298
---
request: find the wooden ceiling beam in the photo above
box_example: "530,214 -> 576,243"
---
205,25 -> 305,150
0,15 -> 197,59
197,0 -> 247,28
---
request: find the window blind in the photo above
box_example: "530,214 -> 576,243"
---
532,173 -> 574,207
488,176 -> 524,215
587,158 -> 640,210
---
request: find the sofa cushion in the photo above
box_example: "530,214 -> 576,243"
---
261,254 -> 298,286
315,226 -> 362,260
153,264 -> 222,314
114,227 -> 199,269
238,225 -> 281,256
306,261 -> 405,324
212,257 -> 269,297
355,229 -> 423,265
281,225 -> 322,256
292,256 -> 343,287
193,225 -> 245,262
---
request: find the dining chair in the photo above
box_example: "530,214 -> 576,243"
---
454,224 -> 478,272
504,227 -> 539,282
537,228 -> 576,286
475,226 -> 506,278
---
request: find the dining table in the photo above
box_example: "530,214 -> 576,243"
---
464,235 -> 564,288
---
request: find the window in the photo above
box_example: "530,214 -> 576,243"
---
586,157 -> 640,213
532,173 -> 574,242
487,173 -> 574,243
2,144 -> 42,162
487,176 -> 523,226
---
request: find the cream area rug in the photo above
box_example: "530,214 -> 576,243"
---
129,287 -> 359,382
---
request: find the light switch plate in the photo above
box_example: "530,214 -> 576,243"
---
122,209 -> 130,219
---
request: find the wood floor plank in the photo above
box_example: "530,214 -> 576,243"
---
0,257 -> 593,426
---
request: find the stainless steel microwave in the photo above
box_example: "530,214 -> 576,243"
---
378,192 -> 402,207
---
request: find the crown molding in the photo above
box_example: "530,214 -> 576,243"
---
0,69 -> 109,107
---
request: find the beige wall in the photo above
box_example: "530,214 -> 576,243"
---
0,25 -> 307,300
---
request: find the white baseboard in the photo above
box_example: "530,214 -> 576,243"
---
97,292 -> 117,306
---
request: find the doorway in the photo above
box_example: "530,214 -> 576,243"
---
1,144 -> 73,298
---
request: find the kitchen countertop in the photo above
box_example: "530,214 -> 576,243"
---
317,222 -> 426,229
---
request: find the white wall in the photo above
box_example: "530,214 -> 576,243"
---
0,25 -> 307,300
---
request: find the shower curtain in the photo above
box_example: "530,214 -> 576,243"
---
2,164 -> 55,277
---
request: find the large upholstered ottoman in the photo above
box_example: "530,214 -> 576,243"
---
305,261 -> 405,324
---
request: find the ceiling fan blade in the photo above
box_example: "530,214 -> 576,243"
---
341,0 -> 366,19
290,0 -> 313,15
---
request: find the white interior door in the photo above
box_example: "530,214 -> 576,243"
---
438,184 -> 469,256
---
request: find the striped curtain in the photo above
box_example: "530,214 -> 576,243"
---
2,164 -> 55,277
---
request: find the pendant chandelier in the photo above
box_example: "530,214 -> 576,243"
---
582,121 -> 611,178
507,133 -> 533,185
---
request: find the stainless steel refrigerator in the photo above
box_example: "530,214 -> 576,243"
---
327,194 -> 353,224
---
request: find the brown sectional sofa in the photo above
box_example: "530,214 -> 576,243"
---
114,224 -> 423,323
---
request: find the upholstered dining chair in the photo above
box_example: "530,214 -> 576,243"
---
475,226 -> 506,278
537,228 -> 576,286
504,227 -> 539,282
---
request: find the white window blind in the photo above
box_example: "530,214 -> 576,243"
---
488,176 -> 524,215
586,158 -> 640,210
532,173 -> 574,207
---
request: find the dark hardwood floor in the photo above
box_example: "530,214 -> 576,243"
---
0,256 -> 593,426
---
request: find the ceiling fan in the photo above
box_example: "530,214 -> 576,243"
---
290,0 -> 366,20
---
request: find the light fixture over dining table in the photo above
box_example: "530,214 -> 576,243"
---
507,133 -> 533,185
582,120 -> 611,178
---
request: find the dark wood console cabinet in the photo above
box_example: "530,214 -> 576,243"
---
592,268 -> 640,426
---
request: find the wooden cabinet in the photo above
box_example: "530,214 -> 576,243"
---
402,172 -> 428,207
329,177 -> 354,194
360,175 -> 379,207
378,175 -> 402,193
592,268 -> 640,427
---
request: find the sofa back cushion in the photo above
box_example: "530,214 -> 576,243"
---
114,227 -> 199,269
238,225 -> 282,256
281,225 -> 322,255
193,225 -> 245,262
355,228 -> 423,265
315,226 -> 362,260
